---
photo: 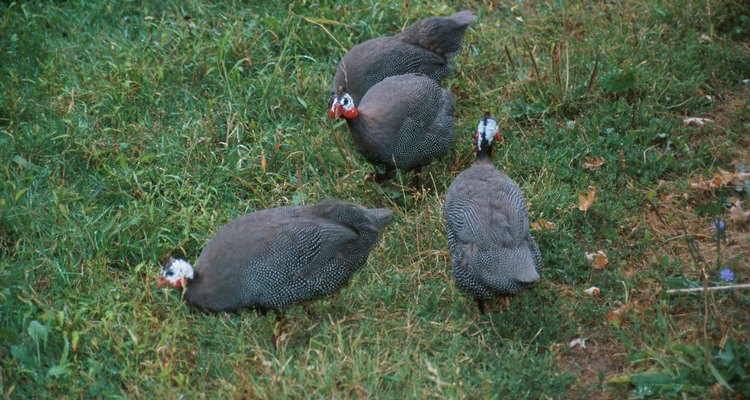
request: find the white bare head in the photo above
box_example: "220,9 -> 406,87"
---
328,87 -> 358,120
476,114 -> 499,151
156,258 -> 195,289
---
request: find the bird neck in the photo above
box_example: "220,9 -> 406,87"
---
346,117 -> 371,150
476,138 -> 493,161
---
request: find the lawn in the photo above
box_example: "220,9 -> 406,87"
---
1,0 -> 749,398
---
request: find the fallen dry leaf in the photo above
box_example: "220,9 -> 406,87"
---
578,186 -> 596,212
530,220 -> 557,231
698,34 -> 713,44
620,268 -> 636,278
731,172 -> 750,186
683,117 -> 714,126
606,304 -> 629,326
583,286 -> 601,297
729,202 -> 750,225
260,152 -> 267,172
582,156 -> 606,171
690,168 -> 750,191
586,250 -> 609,269
569,338 -> 587,349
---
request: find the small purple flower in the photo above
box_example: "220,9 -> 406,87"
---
720,268 -> 734,282
714,219 -> 726,231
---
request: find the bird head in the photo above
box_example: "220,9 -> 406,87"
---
328,86 -> 358,120
475,113 -> 502,151
156,258 -> 195,289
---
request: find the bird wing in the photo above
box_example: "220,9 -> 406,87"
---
271,218 -> 359,281
445,164 -> 534,254
526,234 -> 543,275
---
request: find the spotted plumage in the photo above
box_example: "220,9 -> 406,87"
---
443,115 -> 541,312
330,73 -> 455,181
157,199 -> 392,313
333,10 -> 476,106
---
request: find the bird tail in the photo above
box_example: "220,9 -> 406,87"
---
477,247 -> 540,289
317,198 -> 393,234
515,261 -> 540,283
366,208 -> 393,231
397,11 -> 477,58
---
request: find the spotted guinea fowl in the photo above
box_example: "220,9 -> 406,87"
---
333,10 -> 476,106
443,114 -> 542,314
329,73 -> 455,182
156,198 -> 392,313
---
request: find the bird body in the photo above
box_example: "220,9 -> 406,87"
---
444,116 -> 541,311
157,199 -> 392,313
330,73 -> 455,179
333,11 -> 476,105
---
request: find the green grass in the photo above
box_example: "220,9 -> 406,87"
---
2,0 -> 749,398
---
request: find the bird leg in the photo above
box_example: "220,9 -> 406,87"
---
272,312 -> 286,350
301,301 -> 315,317
476,298 -> 486,315
411,165 -> 423,188
364,165 -> 396,183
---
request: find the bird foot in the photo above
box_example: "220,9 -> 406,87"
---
411,167 -> 424,189
364,169 -> 395,183
272,314 -> 286,350
476,299 -> 486,315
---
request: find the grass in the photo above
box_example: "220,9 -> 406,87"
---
1,0 -> 749,398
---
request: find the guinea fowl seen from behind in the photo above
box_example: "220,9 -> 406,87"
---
333,10 -> 476,106
443,114 -> 542,314
156,199 -> 393,314
329,73 -> 455,182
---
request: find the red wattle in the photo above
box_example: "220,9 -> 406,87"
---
156,275 -> 168,288
343,108 -> 358,119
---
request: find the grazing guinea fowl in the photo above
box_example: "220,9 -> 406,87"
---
156,198 -> 392,314
443,114 -> 542,314
333,10 -> 476,106
329,73 -> 455,182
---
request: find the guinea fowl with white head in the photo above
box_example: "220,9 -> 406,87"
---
156,198 -> 392,314
329,73 -> 455,182
443,114 -> 542,314
333,11 -> 476,106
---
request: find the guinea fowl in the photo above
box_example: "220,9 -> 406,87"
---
329,73 -> 455,182
156,198 -> 392,314
333,10 -> 476,106
443,114 -> 542,314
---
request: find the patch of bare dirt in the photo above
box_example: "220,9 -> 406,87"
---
557,338 -> 629,399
